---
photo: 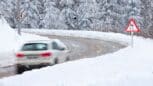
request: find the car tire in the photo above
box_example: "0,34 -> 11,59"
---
65,56 -> 70,61
54,58 -> 59,64
16,65 -> 26,74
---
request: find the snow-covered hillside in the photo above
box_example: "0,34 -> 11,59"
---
0,28 -> 153,86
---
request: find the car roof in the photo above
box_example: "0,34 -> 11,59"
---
26,39 -> 55,44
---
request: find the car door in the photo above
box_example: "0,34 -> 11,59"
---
51,41 -> 68,63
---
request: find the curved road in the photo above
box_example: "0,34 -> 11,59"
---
0,35 -> 125,78
42,35 -> 125,60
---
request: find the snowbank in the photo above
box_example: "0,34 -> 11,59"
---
0,29 -> 153,86
0,17 -> 17,52
0,17 -> 18,66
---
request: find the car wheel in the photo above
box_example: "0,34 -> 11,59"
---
16,65 -> 26,74
54,58 -> 59,64
65,56 -> 70,61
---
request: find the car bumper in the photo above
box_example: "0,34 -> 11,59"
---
16,59 -> 54,65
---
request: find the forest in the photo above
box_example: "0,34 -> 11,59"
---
0,0 -> 153,38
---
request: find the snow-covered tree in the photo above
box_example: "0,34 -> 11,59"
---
43,0 -> 68,29
0,0 -> 153,38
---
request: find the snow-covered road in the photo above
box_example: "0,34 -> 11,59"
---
0,34 -> 125,78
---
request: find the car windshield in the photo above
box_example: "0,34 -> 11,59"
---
21,43 -> 48,51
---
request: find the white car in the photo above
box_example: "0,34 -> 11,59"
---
15,39 -> 70,73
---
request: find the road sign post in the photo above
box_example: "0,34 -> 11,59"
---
131,31 -> 134,47
125,18 -> 140,48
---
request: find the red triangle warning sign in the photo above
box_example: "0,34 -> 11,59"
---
125,18 -> 140,32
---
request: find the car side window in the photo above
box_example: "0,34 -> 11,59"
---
52,41 -> 58,50
52,41 -> 65,51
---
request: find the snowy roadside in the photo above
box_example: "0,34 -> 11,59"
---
0,29 -> 153,86
23,29 -> 130,46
